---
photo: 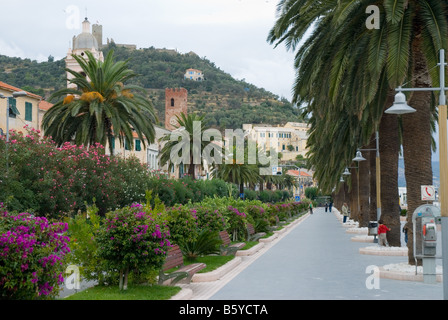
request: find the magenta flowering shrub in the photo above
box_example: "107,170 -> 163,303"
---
96,203 -> 171,290
225,206 -> 248,241
166,205 -> 199,246
0,204 -> 70,299
194,206 -> 228,233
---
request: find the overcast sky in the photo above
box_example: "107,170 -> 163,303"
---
0,0 -> 297,101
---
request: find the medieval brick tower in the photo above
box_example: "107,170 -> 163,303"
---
165,88 -> 188,130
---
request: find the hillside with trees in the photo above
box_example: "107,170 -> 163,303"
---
0,44 -> 304,129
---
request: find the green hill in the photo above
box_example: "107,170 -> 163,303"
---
0,44 -> 303,129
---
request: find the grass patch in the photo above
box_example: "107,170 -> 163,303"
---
185,255 -> 234,273
63,284 -> 181,300
241,241 -> 258,250
262,231 -> 274,238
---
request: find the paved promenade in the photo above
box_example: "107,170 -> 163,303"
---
180,207 -> 443,300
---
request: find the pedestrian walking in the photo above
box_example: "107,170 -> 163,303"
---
309,202 -> 313,214
378,219 -> 391,246
402,222 -> 408,244
325,202 -> 328,212
329,201 -> 333,212
341,203 -> 349,223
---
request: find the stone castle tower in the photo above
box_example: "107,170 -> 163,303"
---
165,88 -> 188,130
92,23 -> 103,48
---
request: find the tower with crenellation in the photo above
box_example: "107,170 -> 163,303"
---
165,88 -> 188,130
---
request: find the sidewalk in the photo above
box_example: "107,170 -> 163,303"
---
177,207 -> 443,300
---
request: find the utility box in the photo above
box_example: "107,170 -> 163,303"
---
412,205 -> 440,284
368,221 -> 378,236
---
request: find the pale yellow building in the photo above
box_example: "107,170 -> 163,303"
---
243,122 -> 310,161
0,81 -> 43,137
105,126 -> 172,173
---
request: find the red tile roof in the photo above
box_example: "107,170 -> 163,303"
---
38,100 -> 53,111
287,169 -> 311,177
0,81 -> 42,100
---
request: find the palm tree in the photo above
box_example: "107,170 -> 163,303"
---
268,0 -> 448,259
159,113 -> 218,179
42,50 -> 157,155
212,145 -> 260,198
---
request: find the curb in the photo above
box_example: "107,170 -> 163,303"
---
236,242 -> 265,256
346,227 -> 368,234
359,246 -> 408,256
379,264 -> 443,282
351,235 -> 375,243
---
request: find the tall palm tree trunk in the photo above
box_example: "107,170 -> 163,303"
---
402,34 -> 433,264
379,94 -> 401,246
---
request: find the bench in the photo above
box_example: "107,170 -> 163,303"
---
158,244 -> 206,286
246,223 -> 266,241
219,230 -> 245,256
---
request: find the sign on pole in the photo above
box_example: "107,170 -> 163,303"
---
421,185 -> 436,201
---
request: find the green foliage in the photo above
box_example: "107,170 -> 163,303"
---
65,202 -> 105,284
64,284 -> 180,300
305,187 -> 320,200
166,205 -> 199,247
180,230 -> 222,261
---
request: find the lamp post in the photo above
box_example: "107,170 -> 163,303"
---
340,164 -> 360,217
385,49 -> 448,299
352,130 -> 381,222
0,91 -> 28,172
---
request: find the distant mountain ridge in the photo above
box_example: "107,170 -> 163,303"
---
0,44 -> 303,129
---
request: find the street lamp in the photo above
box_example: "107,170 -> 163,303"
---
342,167 -> 351,176
385,49 -> 448,298
0,90 -> 28,172
352,150 -> 367,162
385,90 -> 417,114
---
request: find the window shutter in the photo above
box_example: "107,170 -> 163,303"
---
8,98 -> 19,117
135,139 -> 141,151
125,138 -> 130,150
25,102 -> 32,121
